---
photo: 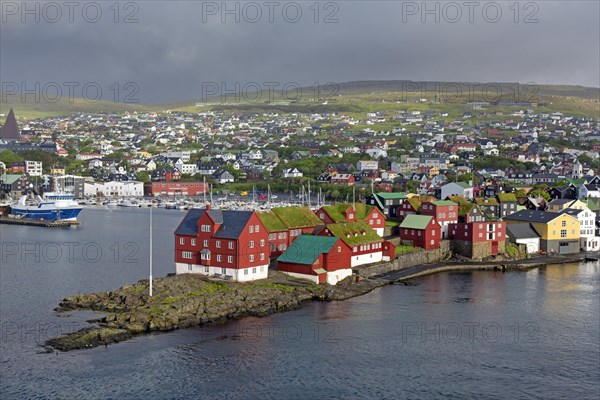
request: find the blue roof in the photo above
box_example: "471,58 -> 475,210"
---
175,208 -> 205,236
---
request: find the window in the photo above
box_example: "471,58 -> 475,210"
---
228,256 -> 233,263
229,242 -> 234,249
201,252 -> 210,260
179,238 -> 185,245
182,251 -> 192,259
244,269 -> 249,275
432,230 -> 435,236
260,239 -> 265,247
562,220 -> 567,227
249,225 -> 254,233
260,253 -> 265,261
338,246 -> 341,252
188,264 -> 192,271
216,241 -> 221,248
249,255 -> 254,262
373,212 -> 378,218
560,229 -> 567,238
252,267 -> 257,274
203,240 -> 209,247
249,241 -> 254,248
430,240 -> 434,245
320,213 -> 325,219
222,268 -> 226,274
201,225 -> 211,232
204,266 -> 209,273
255,225 -> 259,232
217,255 -> 222,262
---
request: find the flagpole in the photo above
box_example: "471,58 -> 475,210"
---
149,205 -> 153,297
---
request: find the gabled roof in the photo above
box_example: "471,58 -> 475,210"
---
399,214 -> 434,230
503,210 -> 576,223
375,192 -> 407,200
320,203 -> 375,223
174,208 -> 254,238
326,222 -> 382,246
271,206 -> 323,228
475,198 -> 499,206
277,235 -> 338,265
258,210 -> 288,232
506,223 -> 540,240
497,193 -> 518,202
430,200 -> 456,206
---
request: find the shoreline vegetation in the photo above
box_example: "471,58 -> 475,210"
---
47,254 -> 594,352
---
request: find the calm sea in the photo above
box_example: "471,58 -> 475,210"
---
1,207 -> 598,399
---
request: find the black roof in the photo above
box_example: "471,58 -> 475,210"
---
175,208 -> 205,236
503,210 -> 566,223
506,223 -> 540,240
174,208 -> 254,239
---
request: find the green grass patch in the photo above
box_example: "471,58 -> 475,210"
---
505,243 -> 522,258
385,220 -> 401,227
395,244 -> 419,256
252,282 -> 296,293
161,296 -> 183,305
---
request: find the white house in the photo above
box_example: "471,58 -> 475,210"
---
282,168 -> 303,178
356,160 -> 379,171
440,182 -> 474,200
84,181 -> 144,197
561,208 -> 599,251
25,160 -> 42,177
578,184 -> 600,199
506,224 -> 541,254
174,159 -> 198,175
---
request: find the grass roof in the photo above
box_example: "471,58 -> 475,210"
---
458,202 -> 476,216
376,192 -> 407,200
497,193 -> 518,202
321,203 -> 374,222
326,222 -> 383,246
475,198 -> 499,206
258,210 -> 288,232
271,206 -> 323,228
431,200 -> 457,206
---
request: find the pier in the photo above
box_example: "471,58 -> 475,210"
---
0,216 -> 79,227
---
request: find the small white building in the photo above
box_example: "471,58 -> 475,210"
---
440,182 -> 474,200
25,160 -> 43,177
84,181 -> 144,197
561,208 -> 599,251
282,168 -> 303,178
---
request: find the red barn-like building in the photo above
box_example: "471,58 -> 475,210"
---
399,215 -> 441,250
174,206 -> 270,281
147,181 -> 208,196
315,203 -> 386,236
448,221 -> 506,258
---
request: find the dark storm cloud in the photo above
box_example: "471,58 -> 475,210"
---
1,0 -> 598,103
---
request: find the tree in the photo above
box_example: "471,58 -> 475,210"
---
0,150 -> 23,164
136,171 -> 150,183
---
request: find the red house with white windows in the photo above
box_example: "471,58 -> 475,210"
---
330,174 -> 355,185
420,200 -> 458,239
277,234 -> 353,285
317,222 -> 391,267
258,207 -> 324,258
399,215 -> 441,250
174,206 -> 270,281
315,203 -> 386,236
448,221 -> 506,257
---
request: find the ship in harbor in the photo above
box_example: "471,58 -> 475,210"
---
10,192 -> 83,221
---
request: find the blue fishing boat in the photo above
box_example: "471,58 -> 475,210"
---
10,193 -> 83,221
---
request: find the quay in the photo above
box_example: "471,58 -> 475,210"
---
0,216 -> 79,227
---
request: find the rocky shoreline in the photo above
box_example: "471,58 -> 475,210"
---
47,273 -> 387,351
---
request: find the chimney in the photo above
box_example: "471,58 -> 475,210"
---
206,204 -> 211,210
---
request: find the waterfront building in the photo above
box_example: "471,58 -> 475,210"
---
175,206 -> 270,281
315,203 -> 386,236
399,215 -> 441,250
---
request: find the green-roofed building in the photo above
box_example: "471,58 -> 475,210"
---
366,192 -> 408,218
0,173 -> 27,195
318,221 -> 392,267
277,234 -> 353,285
399,214 -> 441,249
260,206 -> 324,258
316,202 -> 386,236
496,192 -> 520,218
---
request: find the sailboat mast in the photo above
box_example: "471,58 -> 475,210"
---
149,205 -> 153,297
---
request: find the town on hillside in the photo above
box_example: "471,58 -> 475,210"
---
1,104 -> 600,284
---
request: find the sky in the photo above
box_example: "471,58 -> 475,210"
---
1,0 -> 599,104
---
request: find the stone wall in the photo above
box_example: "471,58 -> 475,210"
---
354,240 -> 452,278
451,240 -> 506,259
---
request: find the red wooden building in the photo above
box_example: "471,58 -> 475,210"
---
277,235 -> 353,285
420,200 -> 458,239
330,174 -> 355,185
315,203 -> 386,236
399,215 -> 441,250
258,206 -> 323,258
448,221 -> 506,258
174,205 -> 270,281
317,222 -> 390,267
146,181 -> 208,196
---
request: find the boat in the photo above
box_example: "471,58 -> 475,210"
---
10,193 -> 83,221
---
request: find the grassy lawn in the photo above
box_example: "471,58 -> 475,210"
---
395,244 -> 420,256
385,220 -> 400,227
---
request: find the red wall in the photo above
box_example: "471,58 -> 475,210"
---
399,219 -> 441,250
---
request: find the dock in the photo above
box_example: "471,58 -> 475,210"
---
0,216 -> 79,227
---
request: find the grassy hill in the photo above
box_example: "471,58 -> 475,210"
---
2,80 -> 598,120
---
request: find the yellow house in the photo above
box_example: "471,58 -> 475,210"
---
503,210 -> 580,254
50,166 -> 66,175
546,199 -> 588,213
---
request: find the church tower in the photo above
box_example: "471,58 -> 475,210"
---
0,108 -> 20,140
